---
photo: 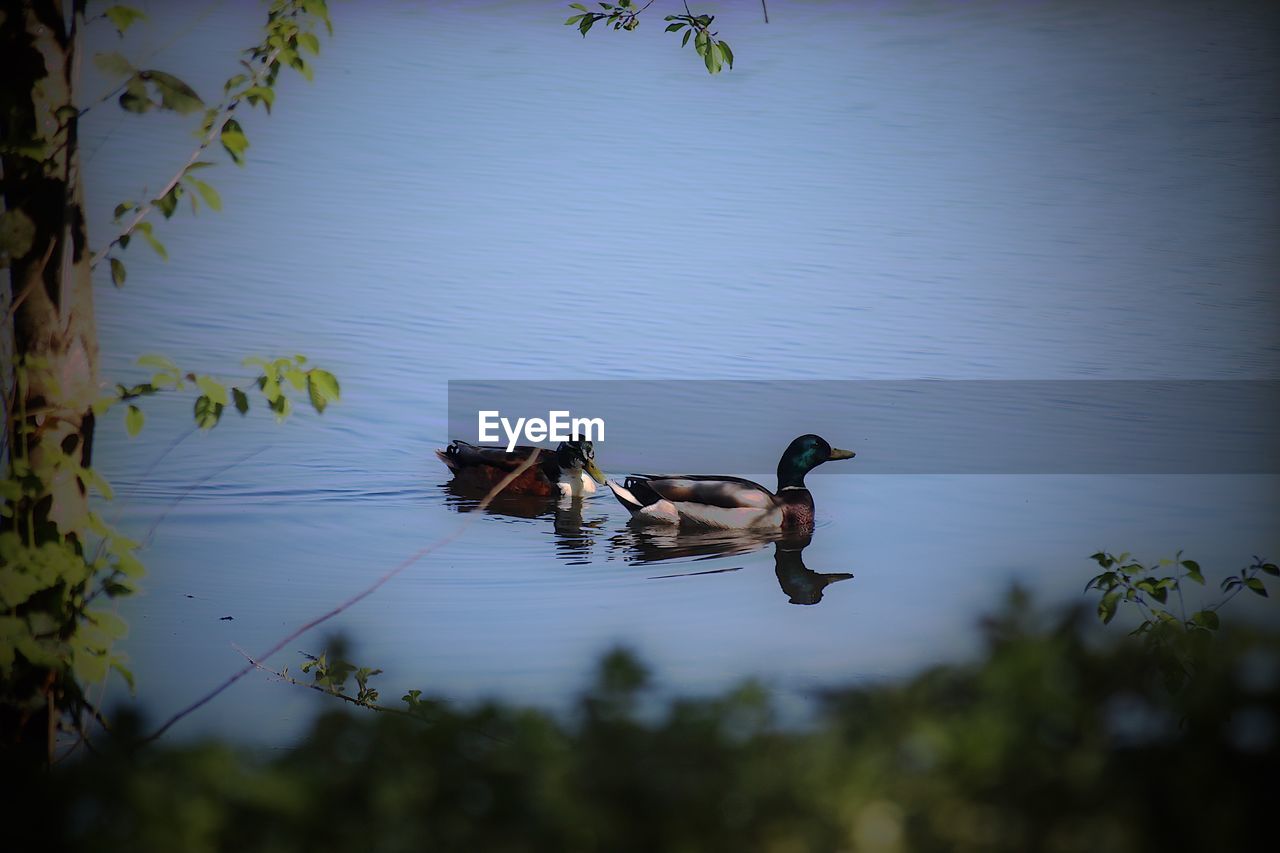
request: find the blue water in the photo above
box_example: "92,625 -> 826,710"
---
78,1 -> 1279,743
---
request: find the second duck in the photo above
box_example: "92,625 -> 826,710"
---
607,434 -> 855,529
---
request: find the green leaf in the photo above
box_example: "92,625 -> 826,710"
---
665,22 -> 685,32
139,229 -> 167,259
110,256 -> 127,288
154,184 -> 181,219
232,387 -> 250,415
220,119 -> 249,166
719,40 -> 734,69
78,466 -> 114,501
137,353 -> 178,372
119,75 -> 151,113
297,32 -> 320,55
1261,562 -> 1279,576
186,177 -> 222,212
92,395 -> 120,416
569,2 -> 589,9
291,55 -> 315,82
195,375 -> 229,406
1190,609 -> 1220,630
243,85 -> 276,113
104,6 -> 146,36
259,372 -> 281,402
194,395 -> 224,429
1097,591 -> 1120,625
94,51 -> 135,77
682,28 -> 692,47
269,394 -> 293,422
111,661 -> 137,691
306,368 -> 340,414
704,43 -> 719,73
1185,569 -> 1205,585
304,366 -> 335,399
283,368 -> 307,392
143,70 -> 204,114
115,550 -> 145,579
1246,577 -> 1268,597
125,404 -> 144,437
71,647 -> 109,684
88,609 -> 129,640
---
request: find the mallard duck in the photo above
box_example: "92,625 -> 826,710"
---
606,434 -> 855,529
436,439 -> 605,498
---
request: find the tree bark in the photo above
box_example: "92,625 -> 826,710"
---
3,0 -> 98,541
2,0 -> 98,763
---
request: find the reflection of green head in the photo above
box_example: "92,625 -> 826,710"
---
776,434 -> 856,489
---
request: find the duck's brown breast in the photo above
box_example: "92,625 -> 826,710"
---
779,489 -> 816,529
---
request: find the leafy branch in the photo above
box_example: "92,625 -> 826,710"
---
90,0 -> 333,274
2,350 -> 340,738
235,646 -> 509,744
92,353 -> 341,438
1085,549 -> 1276,691
565,0 -> 735,74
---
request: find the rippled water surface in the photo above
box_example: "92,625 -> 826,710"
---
81,1 -> 1280,742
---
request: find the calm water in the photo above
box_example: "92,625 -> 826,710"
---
80,1 -> 1279,743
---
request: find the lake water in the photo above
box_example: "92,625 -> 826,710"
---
80,1 -> 1279,744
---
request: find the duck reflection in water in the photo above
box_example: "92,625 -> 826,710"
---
772,533 -> 853,605
611,528 -> 854,605
440,479 -> 608,564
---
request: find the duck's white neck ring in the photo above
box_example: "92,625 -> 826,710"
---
778,485 -> 809,492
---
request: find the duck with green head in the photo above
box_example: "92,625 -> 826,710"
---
606,434 -> 855,529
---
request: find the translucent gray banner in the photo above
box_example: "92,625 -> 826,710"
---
446,381 -> 1279,475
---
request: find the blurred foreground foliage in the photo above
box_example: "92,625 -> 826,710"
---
19,590 -> 1278,853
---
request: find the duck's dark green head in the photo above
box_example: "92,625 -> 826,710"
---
777,434 -> 855,489
556,440 -> 606,484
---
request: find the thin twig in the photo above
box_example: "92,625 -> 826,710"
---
141,449 -> 542,744
761,1 -> 769,23
5,240 -> 58,321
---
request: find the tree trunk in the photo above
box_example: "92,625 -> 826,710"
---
3,0 -> 98,539
1,0 -> 98,763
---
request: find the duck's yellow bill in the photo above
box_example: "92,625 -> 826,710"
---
829,447 -> 856,460
585,458 -> 607,484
